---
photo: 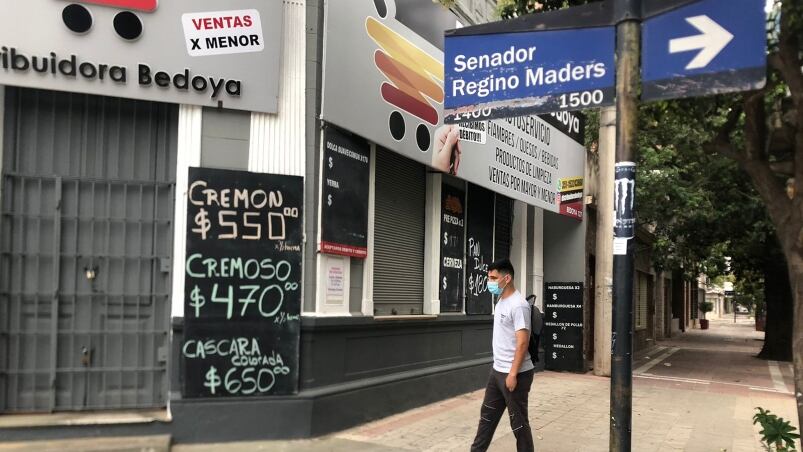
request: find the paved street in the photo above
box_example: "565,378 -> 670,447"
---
175,318 -> 799,452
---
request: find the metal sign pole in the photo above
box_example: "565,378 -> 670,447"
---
610,0 -> 641,450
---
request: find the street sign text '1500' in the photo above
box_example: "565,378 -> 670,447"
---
444,26 -> 615,124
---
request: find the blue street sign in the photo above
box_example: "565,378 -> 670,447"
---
444,26 -> 615,124
642,0 -> 766,101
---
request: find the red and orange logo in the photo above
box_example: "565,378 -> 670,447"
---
366,15 -> 444,151
70,0 -> 157,12
59,0 -> 157,40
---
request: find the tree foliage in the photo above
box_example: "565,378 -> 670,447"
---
495,0 -> 600,18
635,99 -> 776,281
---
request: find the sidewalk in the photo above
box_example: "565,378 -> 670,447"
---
2,319 -> 799,451
174,318 -> 799,452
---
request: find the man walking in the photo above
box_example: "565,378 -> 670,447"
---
471,258 -> 534,452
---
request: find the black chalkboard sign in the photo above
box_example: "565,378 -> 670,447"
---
465,184 -> 494,315
182,167 -> 303,398
440,184 -> 465,313
544,282 -> 584,372
320,126 -> 370,258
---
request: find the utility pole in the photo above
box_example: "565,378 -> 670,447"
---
610,0 -> 641,450
594,106 -> 616,377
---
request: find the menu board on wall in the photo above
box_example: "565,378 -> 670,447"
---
320,126 -> 370,258
465,184 -> 494,315
544,282 -> 584,372
182,167 -> 303,398
439,184 -> 465,313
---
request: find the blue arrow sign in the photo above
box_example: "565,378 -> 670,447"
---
444,26 -> 615,124
642,0 -> 766,101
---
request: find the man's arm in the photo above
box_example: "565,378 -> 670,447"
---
505,329 -> 530,391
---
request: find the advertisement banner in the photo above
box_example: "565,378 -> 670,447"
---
0,1 -> 282,113
322,0 -> 586,220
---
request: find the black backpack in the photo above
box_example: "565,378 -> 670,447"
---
526,295 -> 544,364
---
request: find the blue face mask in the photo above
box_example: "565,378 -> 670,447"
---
487,281 -> 501,295
487,278 -> 506,296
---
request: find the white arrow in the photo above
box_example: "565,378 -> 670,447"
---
669,15 -> 733,70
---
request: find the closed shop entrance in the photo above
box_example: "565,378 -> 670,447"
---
0,88 -> 178,412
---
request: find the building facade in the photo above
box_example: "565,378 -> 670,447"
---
0,0 -> 594,444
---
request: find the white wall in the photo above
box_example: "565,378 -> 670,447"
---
530,208 -> 545,312
171,0 -> 306,318
510,200 -> 528,296
249,0 -> 306,177
170,105 -> 202,318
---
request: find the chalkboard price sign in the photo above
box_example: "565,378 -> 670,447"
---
543,282 -> 584,372
320,126 -> 370,258
182,167 -> 303,398
439,184 -> 465,313
465,184 -> 494,315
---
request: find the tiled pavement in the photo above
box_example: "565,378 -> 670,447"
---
3,319 -> 799,451
173,318 -> 799,452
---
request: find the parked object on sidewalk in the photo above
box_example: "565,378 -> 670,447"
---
755,315 -> 766,332
699,301 -> 714,330
753,407 -> 800,451
526,294 -> 543,364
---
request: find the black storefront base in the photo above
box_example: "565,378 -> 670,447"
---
171,357 -> 493,443
0,315 -> 504,444
0,359 -> 491,443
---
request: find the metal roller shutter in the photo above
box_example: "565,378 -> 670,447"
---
494,195 -> 513,261
1,88 -> 177,412
636,271 -> 649,330
373,148 -> 425,316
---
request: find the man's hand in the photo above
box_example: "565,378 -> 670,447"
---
505,372 -> 517,392
432,125 -> 461,175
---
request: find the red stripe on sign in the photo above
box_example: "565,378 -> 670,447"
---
320,241 -> 368,259
380,83 -> 439,126
69,0 -> 158,12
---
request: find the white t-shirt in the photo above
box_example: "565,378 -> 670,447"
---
492,290 -> 534,373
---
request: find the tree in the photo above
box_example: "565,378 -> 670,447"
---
635,101 -> 793,361
701,1 -> 803,427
